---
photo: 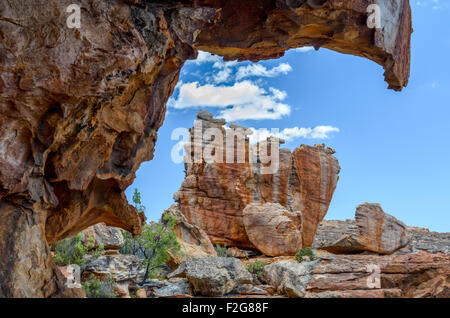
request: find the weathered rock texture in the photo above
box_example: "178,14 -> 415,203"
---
168,257 -> 253,296
264,253 -> 450,298
396,226 -> 450,255
161,204 -> 217,268
243,203 -> 302,257
82,254 -> 140,283
314,203 -> 410,254
0,0 -> 412,297
82,223 -> 124,251
176,112 -> 340,252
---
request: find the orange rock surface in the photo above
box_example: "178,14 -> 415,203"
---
0,0 -> 412,297
176,112 -> 340,253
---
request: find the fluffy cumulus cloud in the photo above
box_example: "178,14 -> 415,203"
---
171,51 -> 339,140
247,126 -> 340,143
168,80 -> 290,121
236,63 -> 292,80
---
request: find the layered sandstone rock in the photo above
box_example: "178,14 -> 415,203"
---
263,253 -> 450,298
168,257 -> 253,296
0,0 -> 412,297
243,203 -> 302,257
82,254 -> 141,283
161,205 -> 217,267
175,112 -> 340,252
82,223 -> 125,251
314,203 -> 410,254
396,226 -> 450,255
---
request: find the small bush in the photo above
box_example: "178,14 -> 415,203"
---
295,247 -> 315,263
214,244 -> 228,257
120,189 -> 181,285
246,261 -> 267,280
82,274 -> 117,298
53,233 -> 104,267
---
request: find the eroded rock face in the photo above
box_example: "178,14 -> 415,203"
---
0,0 -> 412,297
82,223 -> 124,251
396,226 -> 450,255
243,203 -> 302,257
264,253 -> 450,298
0,200 -> 83,297
168,257 -> 253,296
313,203 -> 410,254
161,204 -> 217,268
176,112 -> 340,251
153,279 -> 193,298
82,254 -> 141,283
195,0 -> 412,91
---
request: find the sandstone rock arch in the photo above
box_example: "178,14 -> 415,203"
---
0,0 -> 411,297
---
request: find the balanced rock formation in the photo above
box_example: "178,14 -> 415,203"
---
0,0 -> 412,297
161,205 -> 217,267
175,112 -> 340,253
263,253 -> 450,298
243,203 -> 302,257
314,203 -> 410,254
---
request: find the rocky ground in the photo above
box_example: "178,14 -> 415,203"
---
56,113 -> 449,299
63,204 -> 449,298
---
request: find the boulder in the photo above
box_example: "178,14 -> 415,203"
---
168,257 -> 253,296
161,205 -> 216,268
153,279 -> 192,298
263,260 -> 319,298
135,288 -> 147,298
115,282 -> 131,298
82,254 -> 140,282
82,223 -> 124,250
243,203 -> 302,256
355,203 -> 411,254
314,203 -> 410,254
226,247 -> 248,259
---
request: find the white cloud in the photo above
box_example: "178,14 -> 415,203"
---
236,63 -> 292,80
191,51 -> 221,65
168,80 -> 291,121
211,59 -> 238,83
212,68 -> 233,83
248,126 -> 339,143
294,46 -> 314,53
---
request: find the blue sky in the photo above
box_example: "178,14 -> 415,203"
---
127,1 -> 450,232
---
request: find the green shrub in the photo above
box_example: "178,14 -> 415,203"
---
53,233 -> 104,267
214,244 -> 228,257
246,261 -> 267,280
137,213 -> 180,284
295,247 -> 315,263
120,189 -> 181,285
82,274 -> 117,298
